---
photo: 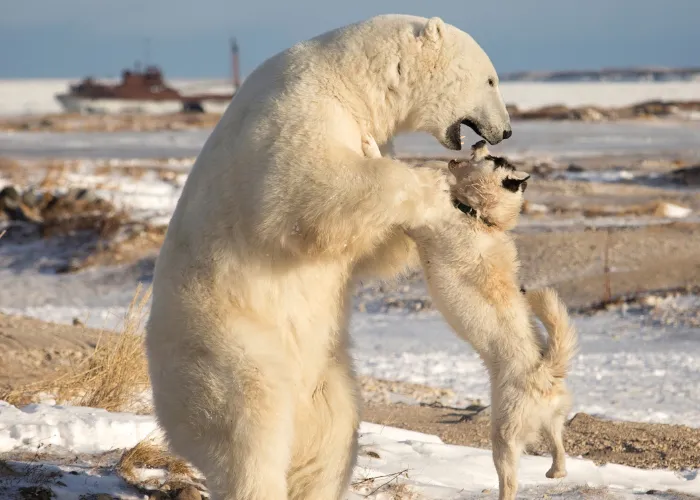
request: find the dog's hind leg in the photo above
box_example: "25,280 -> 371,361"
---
491,429 -> 522,500
544,412 -> 567,479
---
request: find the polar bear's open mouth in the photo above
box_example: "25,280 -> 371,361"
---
445,118 -> 482,151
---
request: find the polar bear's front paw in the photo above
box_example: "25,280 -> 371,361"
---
407,165 -> 454,228
361,134 -> 382,159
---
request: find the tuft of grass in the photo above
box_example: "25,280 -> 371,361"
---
117,439 -> 192,482
352,469 -> 416,499
1,285 -> 152,413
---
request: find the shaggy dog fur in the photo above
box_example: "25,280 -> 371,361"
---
363,136 -> 578,500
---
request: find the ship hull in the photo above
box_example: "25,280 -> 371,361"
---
55,94 -> 230,115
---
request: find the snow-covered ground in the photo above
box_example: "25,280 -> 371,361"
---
1,79 -> 700,116
351,299 -> 700,426
1,401 -> 698,499
0,117 -> 699,427
1,290 -> 699,428
1,80 -> 700,499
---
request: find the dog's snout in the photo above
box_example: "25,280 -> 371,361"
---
503,129 -> 512,140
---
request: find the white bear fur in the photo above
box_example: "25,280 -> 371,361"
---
145,14 -> 511,500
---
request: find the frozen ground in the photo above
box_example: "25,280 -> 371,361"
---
3,119 -> 700,163
1,402 -> 698,500
1,79 -> 700,116
351,298 -> 700,426
0,115 -> 699,427
1,279 -> 699,428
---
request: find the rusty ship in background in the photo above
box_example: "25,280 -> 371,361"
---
55,39 -> 242,115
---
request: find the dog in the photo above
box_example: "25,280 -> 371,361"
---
362,136 -> 578,500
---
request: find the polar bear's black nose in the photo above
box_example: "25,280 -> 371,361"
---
503,129 -> 512,140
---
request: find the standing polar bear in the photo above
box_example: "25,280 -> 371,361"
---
146,14 -> 511,500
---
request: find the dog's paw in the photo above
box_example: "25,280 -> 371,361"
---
545,466 -> 567,479
361,134 -> 382,159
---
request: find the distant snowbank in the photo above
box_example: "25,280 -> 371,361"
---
1,78 -> 699,116
0,78 -> 231,116
501,81 -> 700,110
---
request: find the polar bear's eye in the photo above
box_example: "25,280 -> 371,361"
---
488,78 -> 495,87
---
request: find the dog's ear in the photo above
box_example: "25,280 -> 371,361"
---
471,140 -> 489,161
448,159 -> 471,181
502,171 -> 530,192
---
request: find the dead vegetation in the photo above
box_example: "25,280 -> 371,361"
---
117,439 -> 192,482
351,469 -> 417,499
0,285 -> 151,413
1,179 -> 167,272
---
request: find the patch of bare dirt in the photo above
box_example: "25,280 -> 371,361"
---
0,112 -> 222,133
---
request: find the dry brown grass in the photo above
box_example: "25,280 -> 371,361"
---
0,285 -> 151,412
117,439 -> 192,481
0,157 -> 23,183
352,469 -> 417,499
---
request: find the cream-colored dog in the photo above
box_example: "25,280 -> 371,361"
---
362,137 -> 578,500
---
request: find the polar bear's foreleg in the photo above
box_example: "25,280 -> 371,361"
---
276,145 -> 451,259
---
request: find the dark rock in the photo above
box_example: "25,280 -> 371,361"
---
18,486 -> 54,500
670,165 -> 700,187
0,185 -> 21,210
567,164 -> 585,173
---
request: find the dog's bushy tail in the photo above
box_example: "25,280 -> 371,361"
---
527,288 -> 577,380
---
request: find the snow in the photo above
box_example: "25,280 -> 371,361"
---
0,401 -> 158,453
349,302 -> 700,427
654,202 -> 692,218
1,295 -> 699,428
500,81 -> 700,110
2,79 -> 700,116
353,431 -> 700,498
1,401 -> 698,499
1,77 -> 700,499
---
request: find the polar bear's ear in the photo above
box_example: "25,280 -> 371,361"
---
421,17 -> 445,44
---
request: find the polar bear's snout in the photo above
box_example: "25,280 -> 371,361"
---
447,117 -> 512,150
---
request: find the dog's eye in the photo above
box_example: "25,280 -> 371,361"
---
502,177 -> 521,192
488,78 -> 495,87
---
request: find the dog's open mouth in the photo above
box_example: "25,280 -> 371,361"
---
445,118 -> 482,151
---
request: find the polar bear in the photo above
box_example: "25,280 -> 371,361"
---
145,14 -> 511,500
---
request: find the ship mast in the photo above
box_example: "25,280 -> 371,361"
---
230,38 -> 241,90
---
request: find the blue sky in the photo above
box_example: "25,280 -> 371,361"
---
1,0 -> 698,78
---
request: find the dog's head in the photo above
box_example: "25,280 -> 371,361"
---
448,140 -> 529,230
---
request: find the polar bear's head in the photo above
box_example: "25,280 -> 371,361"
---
404,17 -> 512,149
342,15 -> 511,149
